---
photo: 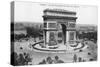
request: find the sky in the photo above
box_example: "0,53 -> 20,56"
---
13,1 -> 98,25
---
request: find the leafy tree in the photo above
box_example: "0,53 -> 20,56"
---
11,52 -> 32,66
26,27 -> 43,42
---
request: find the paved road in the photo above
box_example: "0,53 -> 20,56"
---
14,39 -> 97,65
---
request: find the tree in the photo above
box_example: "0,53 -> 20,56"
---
11,52 -> 32,66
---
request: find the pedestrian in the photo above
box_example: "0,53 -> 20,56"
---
73,54 -> 77,62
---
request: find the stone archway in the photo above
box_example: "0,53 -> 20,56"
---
43,9 -> 77,48
61,24 -> 66,45
57,22 -> 67,45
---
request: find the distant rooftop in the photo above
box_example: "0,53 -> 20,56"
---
44,9 -> 76,15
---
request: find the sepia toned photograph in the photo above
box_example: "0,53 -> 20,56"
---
11,1 -> 97,66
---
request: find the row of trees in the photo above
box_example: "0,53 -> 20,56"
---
12,27 -> 43,41
76,31 -> 97,43
26,27 -> 43,39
